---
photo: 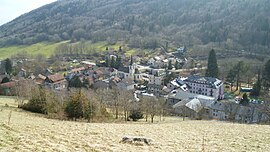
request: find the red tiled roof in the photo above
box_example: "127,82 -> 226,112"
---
71,67 -> 86,72
47,74 -> 64,82
0,81 -> 16,88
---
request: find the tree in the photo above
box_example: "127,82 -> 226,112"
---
4,58 -> 12,74
262,59 -> 270,91
118,90 -> 133,121
129,110 -> 143,121
68,76 -> 83,88
234,61 -> 248,91
175,60 -> 180,70
115,56 -> 122,69
168,60 -> 173,70
130,56 -> 133,65
250,70 -> 262,97
65,89 -> 85,121
240,93 -> 249,105
142,97 -> 163,123
105,56 -> 110,67
82,90 -> 99,123
110,56 -> 116,68
226,61 -> 248,91
226,68 -> 237,91
205,49 -> 218,78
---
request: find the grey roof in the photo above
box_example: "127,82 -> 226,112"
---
118,67 -> 129,73
208,101 -> 226,111
185,75 -> 223,89
148,84 -> 163,89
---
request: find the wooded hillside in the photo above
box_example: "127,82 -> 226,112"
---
0,0 -> 269,54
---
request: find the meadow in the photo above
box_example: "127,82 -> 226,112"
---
0,97 -> 270,152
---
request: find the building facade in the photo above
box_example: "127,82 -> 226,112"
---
184,75 -> 224,100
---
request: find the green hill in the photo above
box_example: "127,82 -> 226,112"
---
0,0 -> 270,55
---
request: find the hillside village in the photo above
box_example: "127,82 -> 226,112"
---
0,46 -> 269,124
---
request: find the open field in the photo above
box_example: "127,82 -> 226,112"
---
0,97 -> 270,152
0,41 -> 137,59
0,42 -> 63,59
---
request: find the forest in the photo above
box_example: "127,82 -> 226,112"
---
0,0 -> 269,54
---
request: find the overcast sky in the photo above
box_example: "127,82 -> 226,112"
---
0,0 -> 57,25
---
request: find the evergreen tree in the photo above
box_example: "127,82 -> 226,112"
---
205,49 -> 218,78
175,60 -> 179,70
68,76 -> 83,88
65,90 -> 84,120
105,56 -> 110,67
168,60 -> 173,70
240,93 -> 249,105
110,56 -> 116,68
250,70 -> 261,97
262,59 -> 270,91
130,56 -> 133,65
115,56 -> 122,69
4,58 -> 12,74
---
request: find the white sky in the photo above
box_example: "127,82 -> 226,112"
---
0,0 -> 57,25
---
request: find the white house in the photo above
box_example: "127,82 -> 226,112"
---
117,63 -> 143,82
184,75 -> 224,100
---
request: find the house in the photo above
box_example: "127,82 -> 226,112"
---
93,80 -> 110,90
184,75 -> 224,100
0,81 -> 16,95
167,90 -> 215,107
35,74 -> 46,85
172,97 -> 211,119
234,105 -> 268,124
147,73 -> 165,96
115,78 -> 135,91
45,74 -> 67,90
117,63 -> 143,82
208,101 -> 227,120
177,46 -> 186,54
18,68 -> 27,78
148,84 -> 164,96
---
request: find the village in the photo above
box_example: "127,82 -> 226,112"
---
0,46 -> 269,124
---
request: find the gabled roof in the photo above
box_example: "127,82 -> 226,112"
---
47,74 -> 65,83
119,78 -> 134,86
38,74 -> 46,80
0,81 -> 16,88
209,101 -> 226,111
71,67 -> 85,72
185,75 -> 222,89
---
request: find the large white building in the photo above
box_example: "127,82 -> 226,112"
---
184,75 -> 224,100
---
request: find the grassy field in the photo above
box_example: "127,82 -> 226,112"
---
0,97 -> 270,152
0,41 -> 138,60
0,42 -> 63,59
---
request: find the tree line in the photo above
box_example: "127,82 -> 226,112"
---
16,81 -> 166,123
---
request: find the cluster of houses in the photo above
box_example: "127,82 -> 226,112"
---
0,50 -> 269,124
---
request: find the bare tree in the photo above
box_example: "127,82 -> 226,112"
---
142,97 -> 163,123
117,90 -> 133,121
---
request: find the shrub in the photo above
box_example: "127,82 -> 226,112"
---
129,110 -> 143,121
21,99 -> 46,114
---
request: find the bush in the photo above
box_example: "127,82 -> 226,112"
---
21,99 -> 46,114
129,110 -> 143,121
65,98 -> 83,120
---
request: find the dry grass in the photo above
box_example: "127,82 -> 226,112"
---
0,97 -> 270,152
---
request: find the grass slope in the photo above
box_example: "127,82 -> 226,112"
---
0,42 -> 62,60
0,97 -> 270,152
0,41 -> 137,60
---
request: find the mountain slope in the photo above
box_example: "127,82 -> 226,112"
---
0,0 -> 269,53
